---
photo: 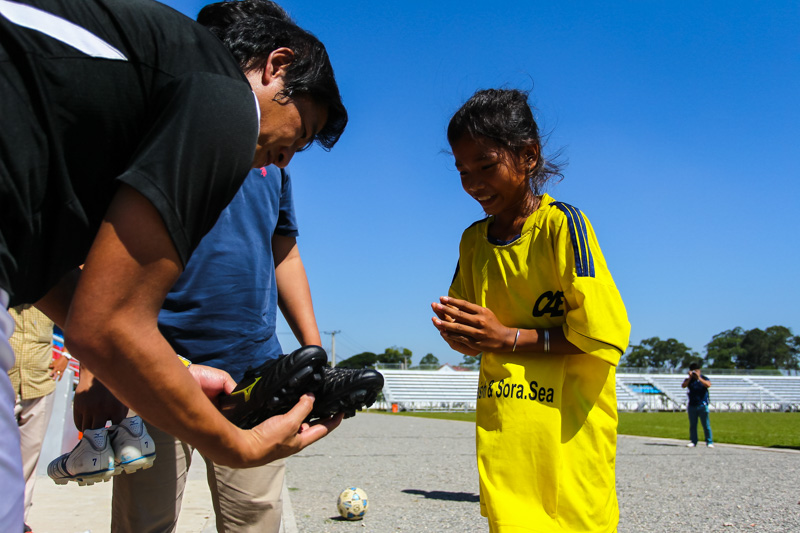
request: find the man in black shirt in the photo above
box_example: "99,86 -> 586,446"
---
682,362 -> 714,448
0,0 -> 347,528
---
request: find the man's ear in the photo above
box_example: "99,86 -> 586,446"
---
262,47 -> 295,84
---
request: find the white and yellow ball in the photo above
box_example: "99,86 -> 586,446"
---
336,487 -> 369,520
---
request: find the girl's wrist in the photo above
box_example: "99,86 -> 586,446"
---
510,328 -> 521,352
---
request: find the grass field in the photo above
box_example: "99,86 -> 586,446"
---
376,410 -> 800,449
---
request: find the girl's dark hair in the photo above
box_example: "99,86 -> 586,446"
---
197,0 -> 347,150
447,88 -> 563,193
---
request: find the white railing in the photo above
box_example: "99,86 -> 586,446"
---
378,369 -> 800,412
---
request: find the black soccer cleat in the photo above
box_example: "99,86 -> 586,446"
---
308,367 -> 385,421
219,345 -> 327,429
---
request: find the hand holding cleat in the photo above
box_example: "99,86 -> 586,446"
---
218,345 -> 327,429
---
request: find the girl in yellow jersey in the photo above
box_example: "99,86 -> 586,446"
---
432,89 -> 630,533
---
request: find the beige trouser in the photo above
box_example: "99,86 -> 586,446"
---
15,391 -> 55,521
111,421 -> 284,533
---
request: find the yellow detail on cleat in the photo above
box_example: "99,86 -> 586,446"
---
231,376 -> 261,402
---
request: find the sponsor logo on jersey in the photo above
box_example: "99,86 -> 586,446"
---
478,378 -> 555,403
532,290 -> 564,317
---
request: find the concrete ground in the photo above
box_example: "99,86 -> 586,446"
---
27,413 -> 800,533
27,455 -> 217,533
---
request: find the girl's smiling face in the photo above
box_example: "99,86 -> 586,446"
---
451,135 -> 534,220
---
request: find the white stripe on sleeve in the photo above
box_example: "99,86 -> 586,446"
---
0,0 -> 127,61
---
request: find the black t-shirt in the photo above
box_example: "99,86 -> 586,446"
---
0,0 -> 258,305
687,374 -> 710,406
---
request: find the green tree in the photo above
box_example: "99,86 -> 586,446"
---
622,337 -> 699,370
336,351 -> 377,369
705,327 -> 745,369
379,346 -> 412,367
419,353 -> 439,367
622,341 -> 652,368
460,353 -> 481,367
764,326 -> 800,370
739,326 -> 800,370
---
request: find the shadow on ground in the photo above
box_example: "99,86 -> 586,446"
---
402,489 -> 480,502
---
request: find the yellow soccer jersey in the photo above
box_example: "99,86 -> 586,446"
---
450,194 -> 630,533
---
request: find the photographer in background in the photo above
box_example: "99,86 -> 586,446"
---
682,362 -> 714,448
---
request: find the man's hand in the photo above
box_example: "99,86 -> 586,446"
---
431,296 -> 513,354
73,369 -> 129,431
239,394 -> 343,466
187,364 -> 237,407
49,356 -> 69,381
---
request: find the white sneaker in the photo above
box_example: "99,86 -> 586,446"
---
47,428 -> 115,486
708,443 -> 715,448
686,442 -> 696,447
110,416 -> 156,474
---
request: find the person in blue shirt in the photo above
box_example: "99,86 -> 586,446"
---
76,166 -> 322,531
682,362 -> 714,448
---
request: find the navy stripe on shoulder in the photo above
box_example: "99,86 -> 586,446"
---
466,216 -> 490,230
552,202 -> 595,277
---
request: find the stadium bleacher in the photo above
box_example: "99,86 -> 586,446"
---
378,367 -> 478,411
745,376 -> 800,409
378,367 -> 800,412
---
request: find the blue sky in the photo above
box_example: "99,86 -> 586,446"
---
166,0 -> 800,365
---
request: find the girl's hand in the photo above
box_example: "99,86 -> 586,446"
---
431,299 -> 481,356
433,320 -> 482,356
431,296 -> 514,353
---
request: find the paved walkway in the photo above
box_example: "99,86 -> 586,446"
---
27,456 -> 216,533
27,413 -> 800,532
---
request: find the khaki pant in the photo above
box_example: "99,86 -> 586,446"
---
15,391 -> 55,521
112,422 -> 284,533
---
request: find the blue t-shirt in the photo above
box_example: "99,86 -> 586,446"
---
158,166 -> 298,382
687,375 -> 710,406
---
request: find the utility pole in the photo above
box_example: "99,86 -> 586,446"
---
323,330 -> 341,367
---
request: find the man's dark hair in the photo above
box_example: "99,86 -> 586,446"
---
689,362 -> 701,371
198,0 -> 347,149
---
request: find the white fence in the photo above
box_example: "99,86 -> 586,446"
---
378,369 -> 800,412
379,368 -> 478,411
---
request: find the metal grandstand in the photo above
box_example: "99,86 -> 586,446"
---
377,367 -> 800,412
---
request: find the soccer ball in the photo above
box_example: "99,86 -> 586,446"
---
336,487 -> 369,520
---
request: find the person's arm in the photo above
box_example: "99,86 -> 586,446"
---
431,296 -> 582,355
51,184 -> 338,467
35,268 -> 81,328
273,235 -> 321,346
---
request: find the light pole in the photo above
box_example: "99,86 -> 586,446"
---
324,330 -> 341,367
